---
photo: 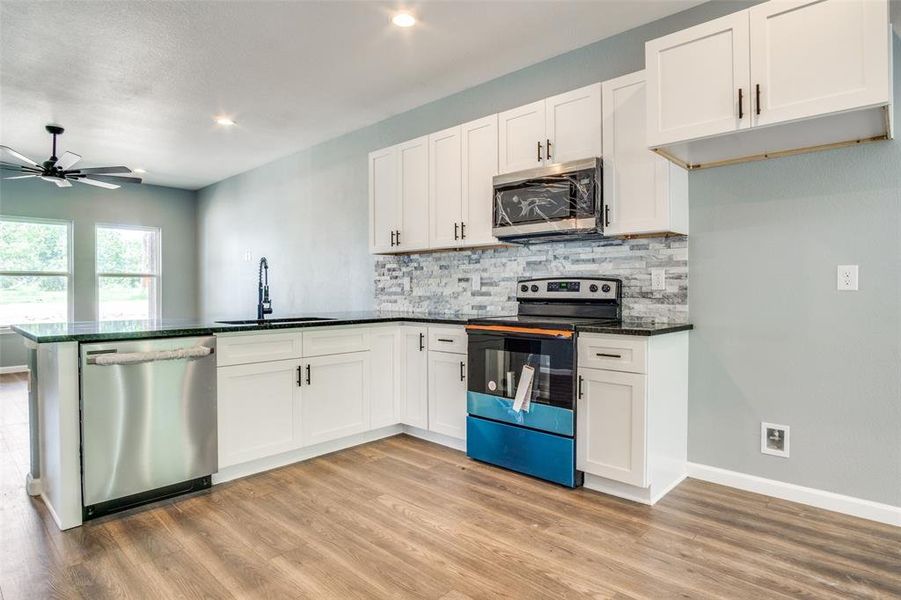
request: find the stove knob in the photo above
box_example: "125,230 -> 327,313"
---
589,284 -> 598,293
601,284 -> 611,293
520,284 -> 529,293
530,285 -> 539,292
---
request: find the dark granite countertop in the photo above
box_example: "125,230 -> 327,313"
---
11,311 -> 692,343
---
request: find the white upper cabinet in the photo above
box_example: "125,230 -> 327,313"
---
646,0 -> 892,169
397,136 -> 430,252
749,0 -> 891,127
603,71 -> 688,237
428,126 -> 463,249
646,10 -> 751,147
368,146 -> 399,254
545,83 -> 603,164
498,99 -> 546,173
498,84 -> 602,174
460,115 -> 499,247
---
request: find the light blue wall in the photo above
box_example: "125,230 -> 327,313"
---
197,1 -> 900,505
0,181 -> 198,367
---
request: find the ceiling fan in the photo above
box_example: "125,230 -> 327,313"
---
0,124 -> 142,190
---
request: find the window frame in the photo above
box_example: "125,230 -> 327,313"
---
0,215 -> 74,331
94,223 -> 162,321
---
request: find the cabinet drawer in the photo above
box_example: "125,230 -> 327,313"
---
303,327 -> 370,357
578,334 -> 646,374
216,332 -> 303,367
428,326 -> 467,354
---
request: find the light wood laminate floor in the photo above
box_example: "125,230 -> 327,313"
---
1,373 -> 899,599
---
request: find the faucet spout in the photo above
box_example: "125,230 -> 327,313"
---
257,257 -> 273,320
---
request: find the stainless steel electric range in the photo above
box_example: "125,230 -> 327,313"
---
464,276 -> 622,487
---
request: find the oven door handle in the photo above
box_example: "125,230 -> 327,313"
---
465,324 -> 573,339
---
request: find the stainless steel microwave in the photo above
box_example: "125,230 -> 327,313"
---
492,157 -> 603,242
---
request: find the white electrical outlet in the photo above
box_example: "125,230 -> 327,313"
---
243,250 -> 253,262
650,268 -> 666,291
837,265 -> 858,291
761,422 -> 790,458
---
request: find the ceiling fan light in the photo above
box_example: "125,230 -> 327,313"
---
392,12 -> 416,27
214,116 -> 236,126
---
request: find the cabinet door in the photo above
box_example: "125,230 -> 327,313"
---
369,146 -> 399,253
498,99 -> 546,174
428,126 -> 463,249
427,352 -> 467,441
749,0 -> 890,127
302,352 -> 370,446
217,359 -> 302,468
400,327 -> 429,429
576,368 -> 647,487
646,10 -> 751,147
461,114 -> 499,247
370,328 -> 401,429
545,83 -> 602,164
397,136 -> 430,252
603,71 -> 685,236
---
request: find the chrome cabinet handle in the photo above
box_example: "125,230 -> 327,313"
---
596,352 -> 622,359
604,205 -> 611,227
578,375 -> 584,399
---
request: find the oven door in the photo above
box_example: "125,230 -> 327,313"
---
492,158 -> 600,239
465,326 -> 575,436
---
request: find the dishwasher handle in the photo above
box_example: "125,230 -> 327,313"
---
87,346 -> 213,366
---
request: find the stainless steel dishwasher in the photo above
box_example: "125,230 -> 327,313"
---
80,336 -> 217,519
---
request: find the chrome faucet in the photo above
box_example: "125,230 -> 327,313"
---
257,257 -> 273,320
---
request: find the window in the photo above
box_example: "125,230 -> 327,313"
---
96,225 -> 161,321
0,217 -> 73,327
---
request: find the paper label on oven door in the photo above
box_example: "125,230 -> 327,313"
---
512,365 -> 535,413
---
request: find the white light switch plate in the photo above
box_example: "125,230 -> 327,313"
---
837,265 -> 858,291
650,268 -> 666,291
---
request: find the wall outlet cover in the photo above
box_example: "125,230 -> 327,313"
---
761,422 -> 790,458
650,268 -> 666,291
837,265 -> 858,291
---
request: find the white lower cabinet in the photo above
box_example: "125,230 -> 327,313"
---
400,326 -> 429,429
217,358 -> 303,468
576,332 -> 689,504
577,368 -> 647,487
302,352 -> 371,446
427,350 -> 467,440
370,328 -> 401,429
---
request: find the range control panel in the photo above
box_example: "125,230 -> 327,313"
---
516,277 -> 620,301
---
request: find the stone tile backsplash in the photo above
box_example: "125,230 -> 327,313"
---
374,236 -> 688,321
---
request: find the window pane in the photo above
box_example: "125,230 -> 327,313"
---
98,276 -> 157,321
0,275 -> 68,325
96,227 -> 157,274
0,220 -> 69,272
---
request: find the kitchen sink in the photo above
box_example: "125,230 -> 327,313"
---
215,317 -> 336,325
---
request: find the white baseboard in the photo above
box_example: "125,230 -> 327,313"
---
0,365 -> 29,375
687,462 -> 901,527
402,425 -> 466,452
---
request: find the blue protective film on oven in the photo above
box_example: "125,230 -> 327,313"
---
467,391 -> 574,437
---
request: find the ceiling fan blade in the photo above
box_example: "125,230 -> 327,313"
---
0,161 -> 40,173
56,151 -> 81,171
78,174 -> 142,185
4,175 -> 38,180
72,166 -> 131,175
76,177 -> 119,190
0,145 -> 39,167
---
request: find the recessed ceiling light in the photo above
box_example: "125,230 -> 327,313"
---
392,12 -> 416,27
133,168 -> 147,174
214,116 -> 236,126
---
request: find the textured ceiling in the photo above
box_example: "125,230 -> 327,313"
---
1,0 -> 704,190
